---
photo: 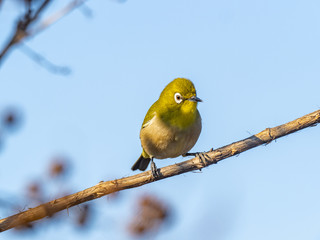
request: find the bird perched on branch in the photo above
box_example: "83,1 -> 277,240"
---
131,78 -> 202,177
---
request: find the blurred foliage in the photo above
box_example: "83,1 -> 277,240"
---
1,107 -> 23,132
75,204 -> 91,228
129,195 -> 171,237
49,156 -> 72,179
0,106 -> 24,153
0,150 -> 171,237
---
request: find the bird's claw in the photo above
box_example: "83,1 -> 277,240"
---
150,159 -> 159,179
195,152 -> 211,167
184,150 -> 217,168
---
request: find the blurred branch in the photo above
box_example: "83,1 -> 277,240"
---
0,0 -> 52,63
30,0 -> 88,36
0,109 -> 319,232
20,44 -> 71,75
0,0 -> 88,67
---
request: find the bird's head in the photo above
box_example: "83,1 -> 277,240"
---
157,78 -> 202,127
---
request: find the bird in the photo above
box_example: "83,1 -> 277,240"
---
131,78 -> 202,176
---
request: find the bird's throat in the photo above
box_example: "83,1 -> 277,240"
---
160,102 -> 198,130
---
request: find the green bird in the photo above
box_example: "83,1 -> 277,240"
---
131,78 -> 202,175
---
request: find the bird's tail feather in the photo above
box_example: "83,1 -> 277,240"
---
131,155 -> 151,171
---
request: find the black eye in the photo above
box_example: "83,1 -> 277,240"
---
174,93 -> 183,104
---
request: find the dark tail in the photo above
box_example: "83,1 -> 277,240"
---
131,155 -> 151,171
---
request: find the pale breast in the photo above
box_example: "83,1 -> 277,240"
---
140,113 -> 201,159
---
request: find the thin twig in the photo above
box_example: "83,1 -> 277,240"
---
0,0 -> 52,63
0,109 -> 319,232
0,0 -> 88,66
29,0 -> 88,36
20,44 -> 71,75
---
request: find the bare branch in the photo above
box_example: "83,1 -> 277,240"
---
0,0 -> 88,66
30,0 -> 88,36
0,0 -> 52,63
0,109 -> 319,232
20,44 -> 71,75
32,0 -> 51,23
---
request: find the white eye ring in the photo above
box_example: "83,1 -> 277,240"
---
174,93 -> 183,104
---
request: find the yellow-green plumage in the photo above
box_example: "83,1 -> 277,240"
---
131,78 -> 202,171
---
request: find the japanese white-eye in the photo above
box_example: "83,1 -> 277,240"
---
131,78 -> 202,173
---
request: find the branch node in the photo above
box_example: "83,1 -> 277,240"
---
231,148 -> 239,156
264,128 -> 275,144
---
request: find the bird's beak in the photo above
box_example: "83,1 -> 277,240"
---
188,96 -> 202,102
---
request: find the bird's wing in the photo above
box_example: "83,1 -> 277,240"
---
141,101 -> 158,129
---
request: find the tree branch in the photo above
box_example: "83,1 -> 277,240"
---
0,109 -> 319,232
20,44 -> 71,75
0,0 -> 88,66
0,0 -> 52,63
30,0 -> 88,36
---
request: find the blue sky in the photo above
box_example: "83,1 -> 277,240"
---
1,0 -> 320,239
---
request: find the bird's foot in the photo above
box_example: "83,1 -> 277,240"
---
184,148 -> 216,168
150,159 -> 159,179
